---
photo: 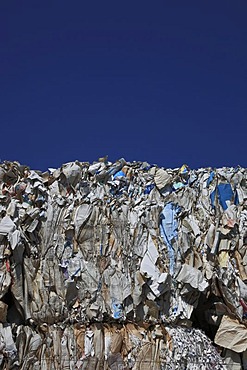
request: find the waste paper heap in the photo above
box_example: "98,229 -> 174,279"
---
0,158 -> 246,369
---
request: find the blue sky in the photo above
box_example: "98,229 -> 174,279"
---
0,1 -> 246,171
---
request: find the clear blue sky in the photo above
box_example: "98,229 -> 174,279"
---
1,1 -> 246,171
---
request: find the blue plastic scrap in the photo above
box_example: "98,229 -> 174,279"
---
112,301 -> 123,319
234,189 -> 239,205
144,183 -> 155,194
159,203 -> 181,275
210,183 -> 234,210
206,171 -> 215,187
113,170 -> 126,180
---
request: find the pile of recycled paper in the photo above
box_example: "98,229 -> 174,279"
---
0,158 -> 246,369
